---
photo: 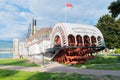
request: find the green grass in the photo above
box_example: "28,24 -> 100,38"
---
0,69 -> 36,80
0,69 -> 90,80
0,69 -> 119,80
0,58 -> 39,67
72,55 -> 120,70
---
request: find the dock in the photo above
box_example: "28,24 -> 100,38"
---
0,48 -> 13,54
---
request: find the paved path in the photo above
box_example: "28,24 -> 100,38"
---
0,62 -> 120,76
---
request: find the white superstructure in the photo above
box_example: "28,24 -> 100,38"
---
19,22 -> 105,63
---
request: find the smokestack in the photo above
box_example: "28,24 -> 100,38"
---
32,19 -> 34,35
33,19 -> 37,34
34,19 -> 36,26
29,24 -> 32,37
32,19 -> 37,35
32,19 -> 34,27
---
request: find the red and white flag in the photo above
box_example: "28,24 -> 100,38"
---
66,3 -> 73,8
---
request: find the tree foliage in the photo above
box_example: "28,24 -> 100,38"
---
108,0 -> 120,18
96,14 -> 120,48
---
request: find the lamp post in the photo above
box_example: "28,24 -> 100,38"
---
41,52 -> 45,67
40,33 -> 45,68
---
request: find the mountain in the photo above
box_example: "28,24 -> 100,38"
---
0,40 -> 13,48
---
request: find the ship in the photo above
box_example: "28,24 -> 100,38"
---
20,19 -> 105,65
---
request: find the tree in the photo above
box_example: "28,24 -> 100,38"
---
96,14 -> 120,48
112,18 -> 120,48
108,0 -> 120,18
96,0 -> 120,48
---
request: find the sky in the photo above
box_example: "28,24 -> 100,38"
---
0,0 -> 116,41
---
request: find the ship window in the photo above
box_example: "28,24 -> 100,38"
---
68,34 -> 75,46
76,35 -> 82,46
84,35 -> 90,46
97,36 -> 101,41
54,35 -> 61,47
97,36 -> 102,46
91,36 -> 96,46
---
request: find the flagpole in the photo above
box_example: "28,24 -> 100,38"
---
65,1 -> 73,23
65,7 -> 66,23
65,0 -> 67,23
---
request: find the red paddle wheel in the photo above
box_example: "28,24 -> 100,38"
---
52,35 -> 96,65
52,47 -> 94,65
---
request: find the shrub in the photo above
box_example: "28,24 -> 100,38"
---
117,56 -> 120,61
115,48 -> 120,54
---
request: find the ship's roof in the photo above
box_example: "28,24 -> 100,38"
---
54,22 -> 103,37
24,27 -> 52,43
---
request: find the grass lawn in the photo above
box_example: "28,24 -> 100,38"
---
72,54 -> 120,70
0,58 -> 39,67
0,69 -> 120,80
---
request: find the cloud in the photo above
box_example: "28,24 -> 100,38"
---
0,0 -> 33,40
28,0 -> 115,25
0,0 -> 115,40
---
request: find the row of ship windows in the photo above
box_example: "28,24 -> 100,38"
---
54,34 -> 102,46
68,34 -> 101,46
37,34 -> 50,40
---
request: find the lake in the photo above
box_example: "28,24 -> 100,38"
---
0,40 -> 13,58
0,53 -> 13,58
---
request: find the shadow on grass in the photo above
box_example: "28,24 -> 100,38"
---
0,69 -> 18,78
26,72 -> 56,80
26,72 -> 88,80
72,56 -> 119,67
70,56 -> 120,70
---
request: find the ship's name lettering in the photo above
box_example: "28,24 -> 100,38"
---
72,27 -> 96,32
74,31 -> 96,34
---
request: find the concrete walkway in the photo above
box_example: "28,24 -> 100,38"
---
0,62 -> 120,76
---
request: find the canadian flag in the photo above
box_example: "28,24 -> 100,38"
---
66,3 -> 73,8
